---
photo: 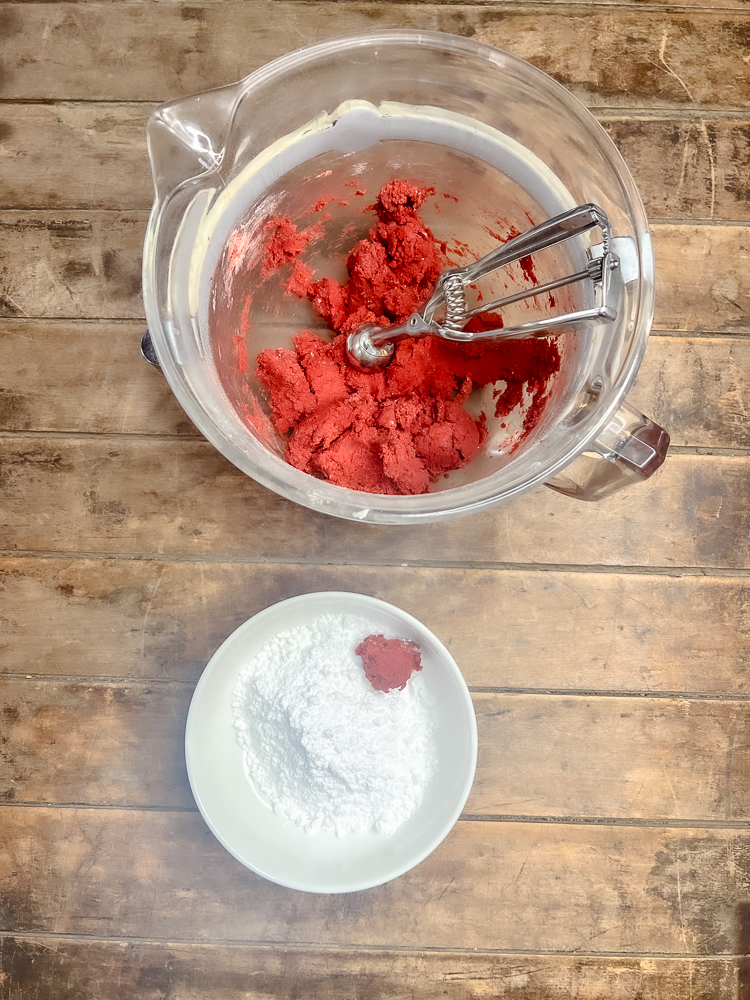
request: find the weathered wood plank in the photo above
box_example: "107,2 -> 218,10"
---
2,5 -> 750,110
0,440 -> 748,568
2,213 -> 747,332
473,12 -> 750,111
654,224 -> 750,333
602,117 -> 750,224
3,104 -> 750,224
0,938 -> 739,1000
1,557 -> 748,694
471,693 -> 750,822
0,104 -> 154,212
0,0 -> 743,7
628,336 -> 750,449
0,679 -> 195,809
0,679 -> 193,808
0,213 -> 144,319
3,677 -> 750,823
2,322 -> 748,449
0,808 -> 747,954
0,321 -> 195,436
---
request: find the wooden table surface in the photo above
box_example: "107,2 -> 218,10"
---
1,2 -> 750,998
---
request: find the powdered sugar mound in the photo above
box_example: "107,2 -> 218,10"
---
232,613 -> 437,837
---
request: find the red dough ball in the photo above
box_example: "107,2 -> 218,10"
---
355,634 -> 423,692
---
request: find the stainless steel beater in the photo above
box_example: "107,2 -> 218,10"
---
345,203 -> 621,371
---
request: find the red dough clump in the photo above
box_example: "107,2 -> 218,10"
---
255,328 -> 487,494
261,217 -> 321,278
306,180 -> 441,337
253,180 -> 561,495
355,634 -> 423,692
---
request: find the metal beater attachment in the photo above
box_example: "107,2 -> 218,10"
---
346,203 -> 621,371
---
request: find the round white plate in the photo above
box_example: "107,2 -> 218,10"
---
185,591 -> 477,893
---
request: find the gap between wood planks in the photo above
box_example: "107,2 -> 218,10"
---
2,800 -> 750,830
1,101 -> 749,117
2,211 -> 748,226
0,430 -> 747,458
0,929 -> 744,962
3,548 -> 750,576
3,214 -> 747,225
4,671 -> 750,701
1,103 -> 749,117
0,1 -> 748,15
4,670 -> 750,707
0,316 -> 745,337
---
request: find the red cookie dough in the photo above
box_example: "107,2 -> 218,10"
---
306,180 -> 442,337
356,634 -> 423,692
252,180 -> 561,495
261,217 -> 322,278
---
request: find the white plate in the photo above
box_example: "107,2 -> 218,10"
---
185,591 -> 477,893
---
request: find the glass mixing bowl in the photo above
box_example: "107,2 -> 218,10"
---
142,30 -> 669,523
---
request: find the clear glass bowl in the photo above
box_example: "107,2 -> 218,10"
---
143,30 -> 666,523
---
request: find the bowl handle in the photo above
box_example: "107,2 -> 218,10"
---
545,400 -> 670,502
146,83 -> 241,201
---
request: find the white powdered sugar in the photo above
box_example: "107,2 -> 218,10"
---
232,612 -> 437,837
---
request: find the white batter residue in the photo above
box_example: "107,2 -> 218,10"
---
232,613 -> 437,837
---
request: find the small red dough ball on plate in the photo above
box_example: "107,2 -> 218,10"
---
355,634 -> 422,692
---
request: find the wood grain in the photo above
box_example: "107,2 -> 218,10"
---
2,5 -> 750,110
1,557 -> 748,694
1,0 -> 748,991
473,12 -> 750,111
602,117 -> 750,224
3,104 -> 750,224
0,679 -> 193,808
0,937 -> 740,1000
0,321 -> 195,437
0,807 -> 747,955
0,104 -> 154,212
654,224 -> 750,333
2,213 -> 748,332
2,322 -> 748,448
0,213 -> 144,320
1,439 -> 748,568
470,693 -> 750,821
628,336 -> 750,449
4,677 -> 750,822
